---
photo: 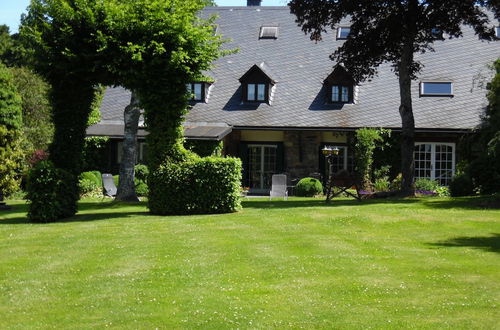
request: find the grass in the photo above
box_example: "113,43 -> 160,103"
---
0,197 -> 499,329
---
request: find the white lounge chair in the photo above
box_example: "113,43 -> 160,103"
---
270,174 -> 288,200
102,173 -> 117,197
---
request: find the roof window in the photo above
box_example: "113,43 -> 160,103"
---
260,26 -> 279,39
420,81 -> 453,96
496,26 -> 500,38
337,27 -> 351,40
239,63 -> 277,104
324,65 -> 355,104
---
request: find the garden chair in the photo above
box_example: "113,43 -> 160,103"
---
102,173 -> 117,197
270,174 -> 288,200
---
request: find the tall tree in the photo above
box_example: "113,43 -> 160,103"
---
289,0 -> 499,195
0,62 -> 23,209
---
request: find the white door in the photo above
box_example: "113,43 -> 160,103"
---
414,143 -> 455,186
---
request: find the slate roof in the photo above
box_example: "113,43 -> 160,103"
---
98,6 -> 500,132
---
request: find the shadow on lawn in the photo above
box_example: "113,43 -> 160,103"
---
430,234 -> 500,254
242,198 -> 420,209
0,201 -> 150,225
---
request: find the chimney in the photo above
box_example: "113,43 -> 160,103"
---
247,0 -> 262,6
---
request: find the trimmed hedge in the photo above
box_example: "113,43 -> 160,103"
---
27,160 -> 79,222
149,156 -> 242,215
295,177 -> 323,197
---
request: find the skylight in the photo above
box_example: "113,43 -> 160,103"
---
496,26 -> 500,38
337,27 -> 351,39
260,26 -> 279,39
420,82 -> 453,96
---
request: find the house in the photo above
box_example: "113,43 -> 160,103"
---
87,1 -> 500,193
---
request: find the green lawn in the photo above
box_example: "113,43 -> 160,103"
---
0,197 -> 499,329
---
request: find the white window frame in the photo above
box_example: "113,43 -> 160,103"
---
420,81 -> 453,96
414,142 -> 456,186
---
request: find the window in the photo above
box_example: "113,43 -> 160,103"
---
420,81 -> 453,96
496,27 -> 500,38
431,28 -> 443,39
260,26 -> 279,39
186,82 -> 205,101
414,143 -> 455,186
337,27 -> 351,39
117,141 -> 147,164
246,83 -> 266,102
331,85 -> 352,103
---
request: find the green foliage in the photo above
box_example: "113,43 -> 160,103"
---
149,156 -> 242,215
113,175 -> 120,187
449,174 -> 475,197
82,136 -> 109,172
134,164 -> 149,183
9,66 -> 53,152
135,181 -> 149,197
390,173 -> 403,191
414,178 -> 439,192
435,186 -> 450,197
87,86 -> 105,127
295,177 -> 323,197
0,62 -> 24,197
354,128 -> 389,189
26,160 -> 78,222
185,140 -> 223,157
469,59 -> 500,194
373,178 -> 390,192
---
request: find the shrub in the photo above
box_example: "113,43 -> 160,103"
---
90,170 -> 103,187
134,164 -> 149,183
435,186 -> 450,197
113,175 -> 119,187
373,178 -> 390,192
135,180 -> 149,197
295,177 -> 323,197
148,156 -> 242,215
414,178 -> 439,192
26,160 -> 78,222
78,178 -> 99,196
449,174 -> 474,197
390,173 -> 403,191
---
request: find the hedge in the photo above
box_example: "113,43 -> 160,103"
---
27,160 -> 79,222
148,156 -> 242,215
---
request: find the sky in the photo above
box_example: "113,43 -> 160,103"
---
0,0 -> 288,34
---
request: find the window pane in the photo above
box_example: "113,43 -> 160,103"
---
247,84 -> 255,101
257,84 -> 265,101
332,85 -> 340,102
338,27 -> 350,39
186,83 -> 191,93
421,82 -> 452,95
194,83 -> 202,100
496,27 -> 500,38
341,86 -> 349,102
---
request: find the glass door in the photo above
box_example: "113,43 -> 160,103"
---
414,143 -> 455,186
248,144 -> 278,192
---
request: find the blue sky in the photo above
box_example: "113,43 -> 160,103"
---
0,0 -> 288,33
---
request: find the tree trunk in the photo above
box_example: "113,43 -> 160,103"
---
115,91 -> 141,202
398,44 -> 416,197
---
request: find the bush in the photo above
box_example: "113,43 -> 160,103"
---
390,173 -> 403,191
135,180 -> 149,197
373,178 -> 390,192
435,186 -> 450,197
449,174 -> 474,197
415,178 -> 439,192
113,175 -> 119,187
26,160 -> 79,222
295,177 -> 323,197
148,156 -> 242,215
134,164 -> 149,183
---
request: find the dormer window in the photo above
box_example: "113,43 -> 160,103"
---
496,27 -> 500,38
337,27 -> 351,39
186,82 -> 211,102
239,62 -> 277,104
324,65 -> 355,104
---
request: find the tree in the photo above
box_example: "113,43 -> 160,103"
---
289,0 -> 499,196
468,59 -> 500,193
0,62 -> 23,209
21,0 -> 228,219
